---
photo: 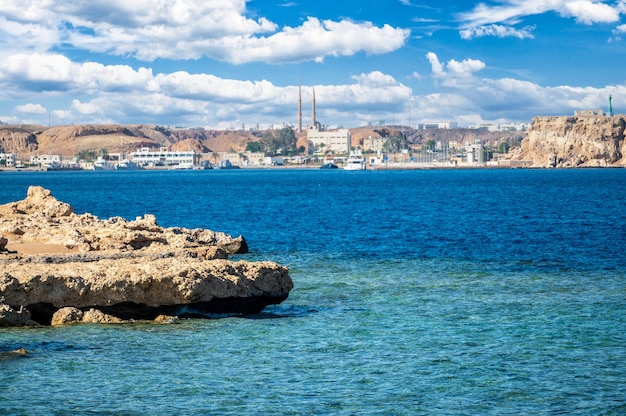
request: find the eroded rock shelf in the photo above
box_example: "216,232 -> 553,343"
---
0,186 -> 293,326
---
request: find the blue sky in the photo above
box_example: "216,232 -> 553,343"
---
1,0 -> 625,129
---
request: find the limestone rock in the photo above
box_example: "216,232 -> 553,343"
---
0,186 -> 248,254
51,307 -> 84,326
0,303 -> 32,327
154,314 -> 179,323
0,187 -> 293,326
509,115 -> 626,167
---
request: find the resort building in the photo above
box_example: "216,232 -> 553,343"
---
307,128 -> 351,155
130,147 -> 195,168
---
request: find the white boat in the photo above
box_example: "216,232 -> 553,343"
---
116,160 -> 139,170
343,153 -> 366,170
93,157 -> 115,170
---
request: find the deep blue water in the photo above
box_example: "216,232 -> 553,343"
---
1,168 -> 625,415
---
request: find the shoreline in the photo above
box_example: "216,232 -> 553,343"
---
2,162 -> 622,172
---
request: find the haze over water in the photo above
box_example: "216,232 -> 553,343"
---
1,168 -> 625,414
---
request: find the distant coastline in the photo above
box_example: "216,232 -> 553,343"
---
2,114 -> 626,169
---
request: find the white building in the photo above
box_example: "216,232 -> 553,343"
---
469,123 -> 528,132
465,142 -> 485,164
130,147 -> 195,167
0,152 -> 17,167
30,154 -> 62,169
418,121 -> 458,129
307,128 -> 351,154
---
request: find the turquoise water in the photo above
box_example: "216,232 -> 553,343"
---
1,169 -> 625,414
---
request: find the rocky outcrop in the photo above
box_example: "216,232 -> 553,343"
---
0,186 -> 293,326
0,303 -> 32,327
0,126 -> 39,154
509,115 -> 626,167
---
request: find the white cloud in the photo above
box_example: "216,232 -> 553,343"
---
419,51 -> 624,124
446,58 -> 486,75
610,23 -> 626,40
0,1 -> 409,64
460,24 -> 535,40
15,103 -> 47,114
562,1 -> 620,24
459,0 -> 622,32
0,52 -> 413,128
351,71 -> 399,87
426,52 -> 444,76
0,53 -> 158,95
426,52 -> 486,87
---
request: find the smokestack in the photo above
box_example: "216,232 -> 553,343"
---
312,86 -> 316,129
298,84 -> 302,133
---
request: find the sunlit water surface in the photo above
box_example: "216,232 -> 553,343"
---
1,169 -> 625,414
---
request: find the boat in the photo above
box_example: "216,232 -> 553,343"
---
116,160 -> 139,170
171,162 -> 194,170
217,160 -> 240,169
343,153 -> 366,170
93,157 -> 115,170
320,162 -> 338,169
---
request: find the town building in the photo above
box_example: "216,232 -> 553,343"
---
465,142 -> 486,164
362,136 -> 387,153
307,128 -> 351,155
30,154 -> 62,169
0,152 -> 17,167
130,147 -> 195,168
469,123 -> 528,131
418,121 -> 458,129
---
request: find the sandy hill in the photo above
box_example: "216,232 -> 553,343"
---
0,125 -> 260,157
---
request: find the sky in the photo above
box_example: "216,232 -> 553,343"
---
1,0 -> 626,129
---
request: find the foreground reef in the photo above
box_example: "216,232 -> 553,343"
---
0,186 -> 293,326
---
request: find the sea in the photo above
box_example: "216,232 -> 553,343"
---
0,168 -> 625,415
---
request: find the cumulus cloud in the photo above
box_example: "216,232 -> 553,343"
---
419,50 -> 624,124
15,103 -> 47,114
562,1 -> 620,24
0,51 -> 413,127
0,53 -> 157,95
426,52 -> 485,87
0,1 -> 409,64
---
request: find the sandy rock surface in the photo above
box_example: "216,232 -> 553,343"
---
510,115 -> 626,167
0,186 -> 293,326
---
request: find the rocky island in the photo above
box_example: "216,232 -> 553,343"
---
0,186 -> 293,326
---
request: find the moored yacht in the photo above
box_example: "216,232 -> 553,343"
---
343,152 -> 366,170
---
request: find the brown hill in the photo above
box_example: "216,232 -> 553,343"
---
0,124 -> 261,157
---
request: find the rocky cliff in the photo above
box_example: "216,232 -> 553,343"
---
509,115 -> 626,167
0,187 -> 293,326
